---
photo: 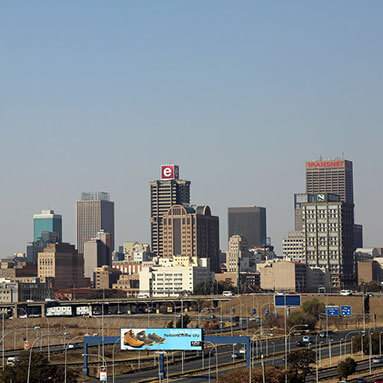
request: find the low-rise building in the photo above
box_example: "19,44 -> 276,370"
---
93,266 -> 121,289
358,260 -> 382,284
112,274 -> 140,297
38,243 -> 89,289
139,256 -> 213,297
0,277 -> 53,302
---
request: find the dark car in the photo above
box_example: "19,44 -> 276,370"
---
354,378 -> 367,383
374,379 -> 383,383
233,316 -> 240,322
209,314 -> 216,319
295,340 -> 305,347
372,356 -> 383,364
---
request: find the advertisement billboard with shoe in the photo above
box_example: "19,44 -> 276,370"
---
120,328 -> 202,351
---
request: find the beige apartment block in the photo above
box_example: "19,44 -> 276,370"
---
226,235 -> 249,272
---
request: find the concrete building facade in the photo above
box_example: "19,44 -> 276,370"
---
150,166 -> 190,257
301,194 -> 354,287
226,235 -> 249,273
139,256 -> 213,297
305,159 -> 354,204
76,192 -> 114,254
38,243 -> 89,289
83,230 -> 111,281
162,205 -> 220,272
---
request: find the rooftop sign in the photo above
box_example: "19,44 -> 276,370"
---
161,165 -> 179,180
306,160 -> 345,169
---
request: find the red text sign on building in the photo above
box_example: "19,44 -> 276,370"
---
306,160 -> 344,169
161,165 -> 179,180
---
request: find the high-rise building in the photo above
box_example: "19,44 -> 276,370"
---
305,159 -> 354,204
150,165 -> 190,256
76,192 -> 114,254
83,230 -> 112,281
162,204 -> 220,272
294,194 -> 315,231
228,206 -> 266,247
353,224 -> 363,249
301,193 -> 354,287
226,235 -> 249,273
33,210 -> 62,242
282,230 -> 304,263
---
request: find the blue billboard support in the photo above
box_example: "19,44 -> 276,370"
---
82,335 -> 251,376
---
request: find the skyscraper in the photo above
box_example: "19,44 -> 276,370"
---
228,206 -> 266,247
305,159 -> 354,204
33,210 -> 62,242
162,204 -> 220,272
76,192 -> 114,254
301,193 -> 354,287
150,165 -> 190,256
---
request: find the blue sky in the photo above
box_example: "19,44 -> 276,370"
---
1,1 -> 382,255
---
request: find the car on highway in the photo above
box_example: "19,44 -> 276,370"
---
340,290 -> 353,296
372,356 -> 383,364
354,378 -> 367,383
373,379 -> 383,383
302,336 -> 312,344
295,340 -> 305,347
233,316 -> 240,322
231,352 -> 242,359
209,314 -> 216,319
176,314 -> 182,318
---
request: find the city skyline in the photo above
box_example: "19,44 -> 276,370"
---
1,1 -> 382,256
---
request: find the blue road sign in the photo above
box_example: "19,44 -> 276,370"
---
265,309 -> 269,316
274,295 -> 301,307
326,306 -> 339,316
252,308 -> 256,315
341,306 -> 352,317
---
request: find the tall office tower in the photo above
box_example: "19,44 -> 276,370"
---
33,210 -> 62,242
76,192 -> 114,254
353,224 -> 363,249
162,204 -> 220,272
226,235 -> 249,273
83,230 -> 111,281
294,194 -> 315,231
305,158 -> 354,204
301,193 -> 354,287
150,165 -> 190,256
228,206 -> 266,247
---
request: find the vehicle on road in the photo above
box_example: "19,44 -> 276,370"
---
374,379 -> 383,383
302,336 -> 312,344
222,291 -> 234,297
340,290 -> 352,296
231,352 -> 242,359
176,314 -> 182,318
233,316 -> 240,322
209,314 -> 216,319
372,356 -> 383,364
137,293 -> 149,298
354,378 -> 367,383
295,340 -> 305,347
67,344 -> 75,349
7,357 -> 18,365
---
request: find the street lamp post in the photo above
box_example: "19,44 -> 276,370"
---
112,337 -> 121,383
369,333 -> 373,374
285,324 -> 308,383
65,335 -> 83,383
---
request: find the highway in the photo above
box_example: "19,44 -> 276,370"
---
83,328 -> 378,382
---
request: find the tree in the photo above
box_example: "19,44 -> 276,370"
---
0,351 -> 77,383
176,314 -> 191,328
287,349 -> 315,382
287,311 -> 317,331
167,320 -> 174,328
352,333 -> 380,355
301,298 -> 325,320
337,357 -> 357,379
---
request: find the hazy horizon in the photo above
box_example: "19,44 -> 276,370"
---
1,1 -> 382,256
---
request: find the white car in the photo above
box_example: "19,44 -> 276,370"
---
340,290 -> 352,296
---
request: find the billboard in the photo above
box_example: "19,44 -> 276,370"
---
274,295 -> 301,307
120,328 -> 202,351
161,165 -> 179,180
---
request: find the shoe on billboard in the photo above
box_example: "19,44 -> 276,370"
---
136,330 -> 155,346
148,333 -> 166,344
123,330 -> 144,348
